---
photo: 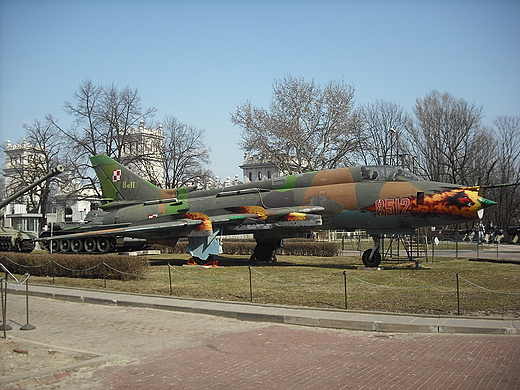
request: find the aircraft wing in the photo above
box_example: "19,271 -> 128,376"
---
223,205 -> 325,232
39,218 -> 203,241
40,205 -> 324,241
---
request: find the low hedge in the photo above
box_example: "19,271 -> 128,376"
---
0,252 -> 149,280
278,241 -> 340,257
154,239 -> 340,257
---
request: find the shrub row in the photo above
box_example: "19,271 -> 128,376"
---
0,252 -> 149,280
154,240 -> 340,257
278,241 -> 341,257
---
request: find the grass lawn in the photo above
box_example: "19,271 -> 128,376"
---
15,252 -> 520,318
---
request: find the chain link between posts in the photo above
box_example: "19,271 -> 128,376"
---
1,254 -> 519,316
166,263 -> 520,311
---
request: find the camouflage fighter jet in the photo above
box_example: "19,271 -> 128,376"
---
41,155 -> 497,267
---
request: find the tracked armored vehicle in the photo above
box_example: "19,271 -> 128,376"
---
0,165 -> 64,252
39,209 -> 148,253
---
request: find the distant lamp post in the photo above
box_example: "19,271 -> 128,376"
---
389,128 -> 397,165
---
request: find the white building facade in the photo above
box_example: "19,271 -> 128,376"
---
240,153 -> 286,183
120,121 -> 165,186
2,121 -> 165,235
2,139 -> 45,234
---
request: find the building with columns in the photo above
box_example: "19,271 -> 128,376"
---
121,121 -> 165,186
2,139 -> 46,234
2,121 -> 165,235
240,153 -> 284,183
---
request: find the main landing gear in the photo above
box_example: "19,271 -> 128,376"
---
250,239 -> 283,262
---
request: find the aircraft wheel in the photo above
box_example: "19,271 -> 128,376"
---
71,238 -> 83,253
253,243 -> 274,262
97,237 -> 114,253
59,239 -> 71,253
362,249 -> 382,267
84,238 -> 96,253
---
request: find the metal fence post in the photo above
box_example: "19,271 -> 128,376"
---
431,239 -> 434,263
343,271 -> 348,310
168,263 -> 173,295
456,273 -> 461,315
1,278 -> 11,336
248,266 -> 253,302
1,278 -> 5,338
21,274 -> 35,330
103,262 -> 107,288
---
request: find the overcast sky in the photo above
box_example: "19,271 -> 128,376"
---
1,0 -> 519,179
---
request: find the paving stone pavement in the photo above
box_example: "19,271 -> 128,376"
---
1,290 -> 519,390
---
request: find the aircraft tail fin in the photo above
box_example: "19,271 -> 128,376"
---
90,155 -> 162,202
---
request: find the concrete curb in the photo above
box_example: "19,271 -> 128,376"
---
11,284 -> 519,336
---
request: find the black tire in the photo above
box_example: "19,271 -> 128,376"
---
84,238 -> 96,253
362,249 -> 382,267
59,239 -> 71,253
97,237 -> 114,253
71,238 -> 83,253
254,243 -> 274,262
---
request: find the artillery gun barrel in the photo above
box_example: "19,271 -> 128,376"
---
0,165 -> 64,209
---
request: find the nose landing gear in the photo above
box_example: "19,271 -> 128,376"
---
362,235 -> 382,267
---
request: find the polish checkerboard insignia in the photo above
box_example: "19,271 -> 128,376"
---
112,169 -> 122,182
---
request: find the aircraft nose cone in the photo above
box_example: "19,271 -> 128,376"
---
479,197 -> 497,208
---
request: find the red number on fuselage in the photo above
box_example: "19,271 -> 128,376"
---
375,197 -> 411,216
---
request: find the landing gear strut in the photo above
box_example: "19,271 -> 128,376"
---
362,236 -> 382,267
251,239 -> 283,262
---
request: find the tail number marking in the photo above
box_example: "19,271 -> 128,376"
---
375,198 -> 411,216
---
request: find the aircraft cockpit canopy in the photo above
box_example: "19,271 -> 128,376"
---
360,166 -> 421,182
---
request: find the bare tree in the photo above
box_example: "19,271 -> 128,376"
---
487,116 -> 520,227
463,125 -> 498,186
46,80 -> 157,193
99,84 -> 156,162
24,118 -> 63,220
406,90 -> 487,184
161,115 -> 212,188
60,80 -> 103,156
51,80 -> 155,163
1,119 -> 62,231
359,100 -> 411,167
231,76 -> 365,173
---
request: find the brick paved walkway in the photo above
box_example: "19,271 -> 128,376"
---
76,326 -> 519,390
3,293 -> 519,389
